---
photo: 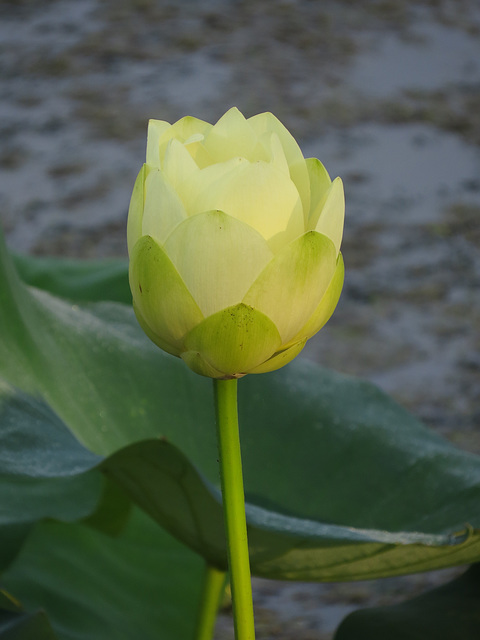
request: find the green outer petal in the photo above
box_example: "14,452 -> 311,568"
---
180,351 -> 227,379
126,165 -> 146,256
146,120 -> 172,168
305,157 -> 332,228
314,177 -> 345,256
287,253 -> 345,345
164,210 -> 273,318
142,169 -> 187,246
247,339 -> 307,375
243,231 -> 337,344
133,302 -> 181,357
247,112 -> 310,217
129,236 -> 204,352
183,303 -> 282,377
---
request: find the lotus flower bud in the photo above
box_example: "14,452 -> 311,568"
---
128,107 -> 345,379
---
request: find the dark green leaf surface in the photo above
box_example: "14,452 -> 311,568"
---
1,232 -> 480,581
0,608 -> 58,640
2,509 -> 204,640
0,591 -> 58,640
0,383 -> 101,571
103,438 -> 480,581
335,564 -> 480,640
0,382 -> 203,639
12,253 -> 130,304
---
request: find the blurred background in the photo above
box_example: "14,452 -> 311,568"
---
1,0 -> 480,637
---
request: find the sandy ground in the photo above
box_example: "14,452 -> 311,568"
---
1,0 -> 480,637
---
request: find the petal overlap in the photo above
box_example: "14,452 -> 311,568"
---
243,231 -> 337,343
141,169 -> 187,246
313,177 -> 345,256
285,253 -> 345,347
189,160 -> 304,246
183,303 -> 282,377
248,111 -> 311,216
127,165 -> 147,256
164,210 -> 273,318
129,236 -> 204,352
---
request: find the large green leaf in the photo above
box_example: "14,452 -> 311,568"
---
0,382 -> 204,639
2,509 -> 204,640
0,609 -> 57,640
102,438 -> 480,581
2,378 -> 479,586
1,230 -> 480,581
0,382 -> 101,572
335,564 -> 480,640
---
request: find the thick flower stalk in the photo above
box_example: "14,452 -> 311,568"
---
128,107 -> 344,379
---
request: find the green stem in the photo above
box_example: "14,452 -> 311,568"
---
194,562 -> 227,640
214,378 -> 256,640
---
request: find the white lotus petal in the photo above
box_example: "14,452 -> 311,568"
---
314,177 -> 345,256
305,157 -> 332,228
179,156 -> 248,215
164,210 -> 273,317
142,169 -> 187,245
254,131 -> 290,176
146,120 -> 172,168
248,112 -> 310,215
191,160 -> 304,245
163,138 -> 199,192
148,116 -> 212,169
170,115 -> 212,141
169,116 -> 213,167
202,107 -> 264,163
